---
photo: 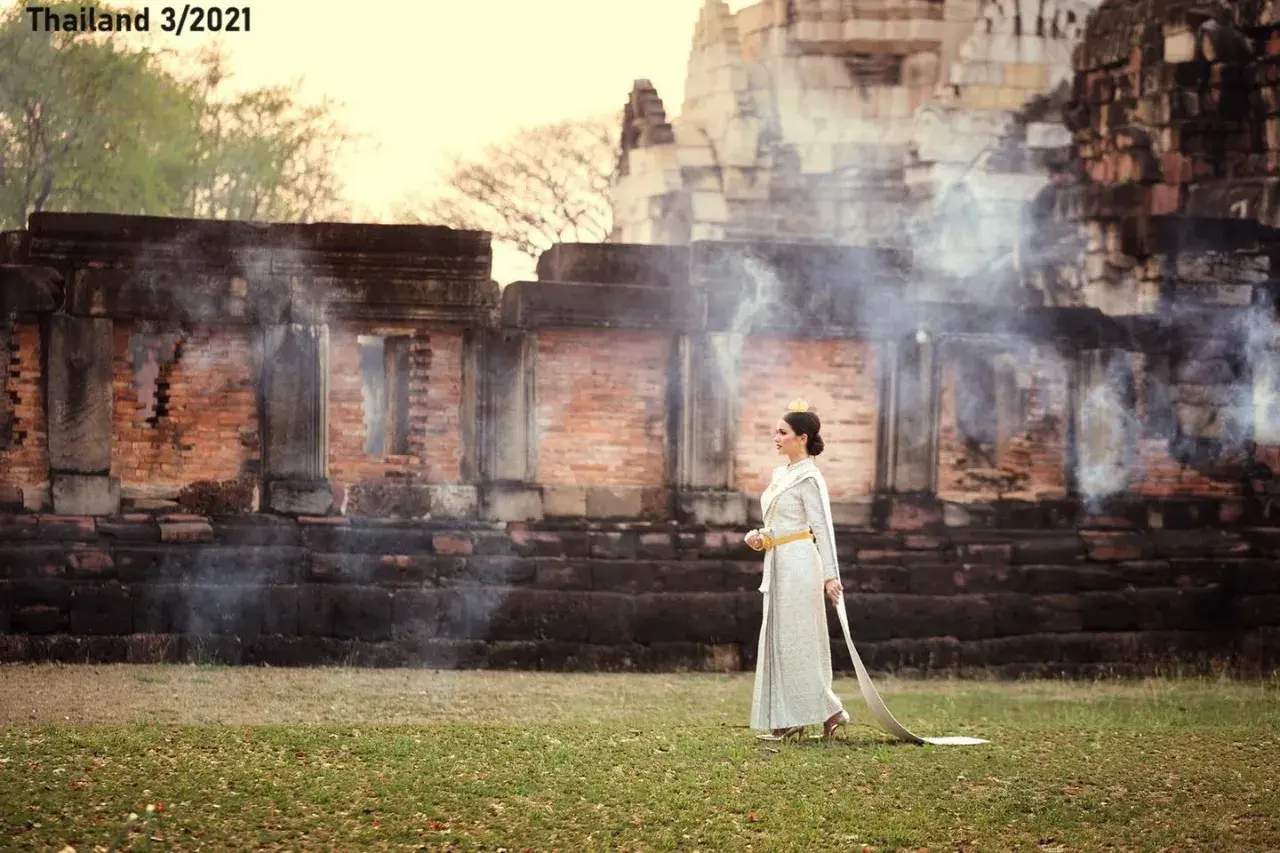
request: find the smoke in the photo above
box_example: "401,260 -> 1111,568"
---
1074,354 -> 1142,505
712,254 -> 783,387
669,0 -> 1280,509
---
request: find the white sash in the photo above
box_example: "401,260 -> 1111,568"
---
757,459 -> 988,747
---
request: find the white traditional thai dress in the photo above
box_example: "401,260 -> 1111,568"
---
748,457 -> 844,731
745,456 -> 990,746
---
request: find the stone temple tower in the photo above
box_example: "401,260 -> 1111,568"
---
612,0 -> 1101,297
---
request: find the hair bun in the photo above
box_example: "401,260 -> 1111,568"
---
809,433 -> 825,456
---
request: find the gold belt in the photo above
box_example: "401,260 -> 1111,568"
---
750,530 -> 814,551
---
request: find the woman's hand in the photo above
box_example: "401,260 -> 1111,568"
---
824,579 -> 843,606
745,530 -> 764,550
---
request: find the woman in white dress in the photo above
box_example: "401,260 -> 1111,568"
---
744,399 -> 849,742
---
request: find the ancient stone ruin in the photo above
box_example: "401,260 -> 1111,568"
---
1,0 -> 1278,675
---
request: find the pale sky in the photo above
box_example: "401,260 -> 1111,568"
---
162,0 -> 753,278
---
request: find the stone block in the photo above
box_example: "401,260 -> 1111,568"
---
535,243 -> 689,288
533,561 -> 593,590
589,532 -> 637,560
344,482 -> 431,519
392,589 -> 464,641
678,490 -> 747,526
482,484 -> 543,522
1011,534 -> 1085,565
327,586 -> 393,641
159,520 -> 214,543
426,485 -> 477,520
301,523 -> 435,555
585,487 -> 644,519
637,533 -> 676,560
634,592 -> 739,645
592,561 -> 659,595
51,475 -> 119,516
887,497 -> 945,532
830,501 -> 873,527
267,481 -> 333,516
690,191 -> 729,223
657,560 -> 726,593
842,594 -> 995,642
543,485 -> 586,517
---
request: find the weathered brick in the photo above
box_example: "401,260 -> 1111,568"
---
432,533 -> 473,556
37,515 -> 96,541
66,548 -> 115,578
1081,532 -> 1149,561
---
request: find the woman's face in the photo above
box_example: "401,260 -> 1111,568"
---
774,419 -> 806,457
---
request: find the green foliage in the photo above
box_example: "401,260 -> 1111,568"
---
0,3 -> 351,230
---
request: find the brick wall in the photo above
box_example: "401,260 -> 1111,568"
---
111,326 -> 259,488
534,330 -> 671,486
327,324 -> 464,492
733,336 -> 879,499
0,323 -> 48,489
938,346 -> 1070,503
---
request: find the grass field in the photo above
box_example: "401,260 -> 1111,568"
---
1,665 -> 1278,852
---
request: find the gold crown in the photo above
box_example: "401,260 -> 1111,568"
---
786,398 -> 809,413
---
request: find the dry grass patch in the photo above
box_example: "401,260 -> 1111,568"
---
1,665 -> 1278,852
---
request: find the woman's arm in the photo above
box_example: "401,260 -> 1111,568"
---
798,479 -> 839,581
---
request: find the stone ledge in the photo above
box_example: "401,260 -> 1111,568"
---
1,629 -> 1271,676
501,280 -> 704,331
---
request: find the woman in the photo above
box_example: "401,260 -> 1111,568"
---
744,399 -> 849,742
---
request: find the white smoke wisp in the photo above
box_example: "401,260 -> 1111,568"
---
1074,360 -> 1142,506
710,254 -> 784,390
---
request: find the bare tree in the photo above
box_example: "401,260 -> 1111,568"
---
399,116 -> 619,266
